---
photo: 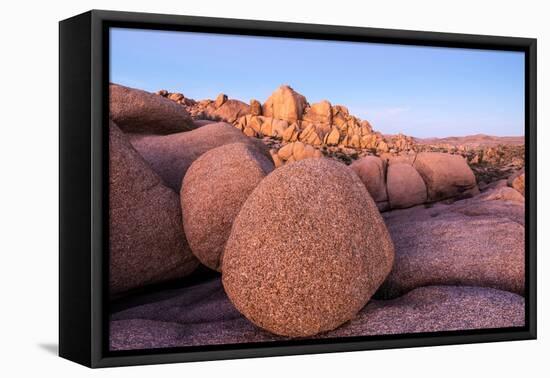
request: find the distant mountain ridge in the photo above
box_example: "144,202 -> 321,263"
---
412,134 -> 524,147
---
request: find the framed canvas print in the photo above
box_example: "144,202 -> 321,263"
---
59,10 -> 537,368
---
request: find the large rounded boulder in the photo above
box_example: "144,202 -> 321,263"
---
109,121 -> 199,296
181,143 -> 275,271
110,83 -> 195,134
222,158 -> 395,337
413,152 -> 477,201
131,122 -> 272,192
386,163 -> 427,209
349,156 -> 388,205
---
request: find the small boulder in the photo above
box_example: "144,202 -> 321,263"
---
212,99 -> 250,123
386,163 -> 427,209
508,168 -> 525,196
214,93 -> 228,108
282,123 -> 299,142
262,85 -> 308,123
168,93 -> 184,102
222,158 -> 394,337
349,156 -> 388,203
250,99 -> 262,116
325,127 -> 341,145
303,100 -> 332,125
480,186 -> 524,202
413,152 -> 477,202
277,143 -> 294,161
110,84 -> 194,135
181,143 -> 274,271
109,121 -> 198,296
131,122 -> 272,192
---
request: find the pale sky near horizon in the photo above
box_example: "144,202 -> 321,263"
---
110,28 -> 525,138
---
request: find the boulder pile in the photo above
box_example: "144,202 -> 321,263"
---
347,152 -> 481,211
109,83 -> 526,347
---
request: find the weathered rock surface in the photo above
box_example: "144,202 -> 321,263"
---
378,196 -> 525,299
214,93 -> 227,108
222,158 -> 394,337
211,99 -> 250,123
249,99 -> 262,116
303,100 -> 332,125
413,152 -> 477,201
349,156 -> 388,203
181,143 -> 274,271
386,163 -> 427,209
479,186 -> 524,203
110,84 -> 194,134
508,168 -> 525,196
109,121 -> 199,296
271,141 -> 322,166
110,278 -> 524,350
130,122 -> 272,191
262,85 -> 308,123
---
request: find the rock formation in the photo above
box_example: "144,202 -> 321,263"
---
110,84 -> 195,134
109,121 -> 198,296
181,143 -> 274,271
222,159 -> 394,337
386,163 -> 427,209
130,122 -> 272,192
413,152 -> 478,202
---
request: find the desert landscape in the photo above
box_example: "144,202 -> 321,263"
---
108,83 -> 525,351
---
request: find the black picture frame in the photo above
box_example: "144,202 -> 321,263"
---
59,9 -> 537,368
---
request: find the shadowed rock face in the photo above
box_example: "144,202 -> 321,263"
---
109,278 -> 524,350
110,84 -> 195,135
109,121 -> 199,297
222,158 -> 394,337
349,156 -> 388,204
377,195 -> 525,299
130,122 -> 273,192
181,143 -> 275,271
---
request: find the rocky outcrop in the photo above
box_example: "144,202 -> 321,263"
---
181,143 -> 274,271
130,122 -> 272,192
211,99 -> 250,123
378,195 -> 525,299
262,85 -> 308,123
413,152 -> 478,202
109,121 -> 198,296
110,278 -> 524,350
269,141 -> 322,167
110,84 -> 195,134
222,159 -> 394,337
386,163 -> 427,209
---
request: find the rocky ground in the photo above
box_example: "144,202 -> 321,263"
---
108,82 -> 526,350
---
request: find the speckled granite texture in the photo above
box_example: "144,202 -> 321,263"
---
110,278 -> 524,351
222,159 -> 394,337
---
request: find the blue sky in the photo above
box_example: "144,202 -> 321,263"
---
110,28 -> 525,137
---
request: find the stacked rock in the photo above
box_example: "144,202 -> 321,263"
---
270,141 -> 323,167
